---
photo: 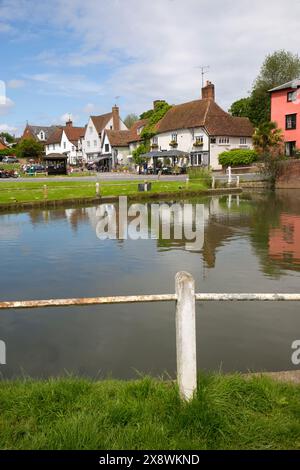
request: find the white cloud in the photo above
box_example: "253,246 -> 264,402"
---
51,0 -> 300,112
0,123 -> 17,133
7,79 -> 25,89
2,0 -> 300,115
0,97 -> 14,115
27,73 -> 104,97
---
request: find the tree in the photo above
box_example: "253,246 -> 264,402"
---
253,121 -> 283,154
229,97 -> 251,117
16,138 -> 44,160
132,142 -> 150,167
0,132 -> 15,144
229,50 -> 300,126
124,113 -> 139,129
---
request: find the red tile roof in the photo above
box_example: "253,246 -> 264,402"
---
156,99 -> 253,137
127,118 -> 149,143
91,113 -> 113,133
105,130 -> 132,147
46,126 -> 85,146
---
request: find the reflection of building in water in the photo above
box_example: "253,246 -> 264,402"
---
269,214 -> 300,268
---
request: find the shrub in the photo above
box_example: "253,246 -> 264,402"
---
218,149 -> 258,167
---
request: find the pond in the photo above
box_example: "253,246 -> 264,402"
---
0,190 -> 300,379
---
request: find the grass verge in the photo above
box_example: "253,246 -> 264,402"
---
0,373 -> 300,450
0,180 -> 208,205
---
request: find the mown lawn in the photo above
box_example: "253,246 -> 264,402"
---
0,374 -> 300,450
0,180 -> 208,205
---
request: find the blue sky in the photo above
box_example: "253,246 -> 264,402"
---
1,0 -> 300,136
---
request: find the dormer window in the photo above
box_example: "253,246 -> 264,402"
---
171,133 -> 177,142
137,126 -> 144,135
40,131 -> 44,140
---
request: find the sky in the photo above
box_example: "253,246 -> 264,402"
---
0,0 -> 300,136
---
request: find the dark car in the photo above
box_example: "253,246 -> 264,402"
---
26,164 -> 46,174
1,157 -> 19,164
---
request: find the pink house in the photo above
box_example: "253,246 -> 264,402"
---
270,79 -> 300,156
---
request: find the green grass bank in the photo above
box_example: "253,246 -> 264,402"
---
0,373 -> 300,450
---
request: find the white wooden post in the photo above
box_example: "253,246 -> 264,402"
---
212,176 -> 215,189
96,182 -> 100,196
227,166 -> 232,185
186,175 -> 189,186
236,175 -> 240,188
43,185 -> 48,200
175,271 -> 197,401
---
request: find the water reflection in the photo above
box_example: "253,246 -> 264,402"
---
1,191 -> 300,379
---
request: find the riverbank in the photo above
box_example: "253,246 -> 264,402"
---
0,373 -> 299,450
0,180 -> 241,212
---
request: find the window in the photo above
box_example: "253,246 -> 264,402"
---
53,144 -> 55,150
40,131 -> 44,140
287,91 -> 297,102
72,146 -> 75,151
152,136 -> 158,144
195,135 -> 203,144
137,126 -> 144,135
171,133 -> 177,142
219,137 -> 230,144
89,126 -> 93,134
210,137 -> 216,144
240,137 -> 247,145
105,144 -> 110,152
286,114 -> 297,130
94,140 -> 97,147
63,142 -> 66,149
87,141 -> 90,147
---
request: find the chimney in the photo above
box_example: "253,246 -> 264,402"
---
201,81 -> 215,100
66,119 -> 73,128
112,105 -> 120,131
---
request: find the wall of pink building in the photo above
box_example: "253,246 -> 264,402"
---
270,88 -> 300,147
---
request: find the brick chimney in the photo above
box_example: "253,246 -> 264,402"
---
112,105 -> 120,131
201,81 -> 215,100
66,119 -> 73,128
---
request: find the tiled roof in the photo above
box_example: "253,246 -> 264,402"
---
91,113 -> 113,133
155,99 -> 253,137
46,126 -> 85,146
25,125 -> 60,140
105,130 -> 132,147
105,119 -> 149,147
127,119 -> 149,143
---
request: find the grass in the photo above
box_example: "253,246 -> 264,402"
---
0,373 -> 299,450
0,180 -> 209,205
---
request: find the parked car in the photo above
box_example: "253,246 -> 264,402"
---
25,164 -> 46,174
0,168 -> 19,178
1,157 -> 19,164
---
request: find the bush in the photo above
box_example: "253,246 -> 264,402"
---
218,149 -> 258,167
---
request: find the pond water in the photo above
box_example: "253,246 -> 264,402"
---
0,190 -> 300,379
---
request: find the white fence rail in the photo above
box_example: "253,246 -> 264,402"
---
1,271 -> 300,400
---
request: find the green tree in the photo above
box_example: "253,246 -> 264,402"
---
229,97 -> 251,117
16,138 -> 44,160
0,132 -> 15,144
229,50 -> 300,126
124,113 -> 139,129
253,121 -> 283,154
132,142 -> 150,166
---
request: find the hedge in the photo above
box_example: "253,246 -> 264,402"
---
218,149 -> 258,167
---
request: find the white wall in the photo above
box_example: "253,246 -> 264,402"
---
153,129 -> 253,170
82,115 -> 128,162
45,130 -> 81,165
210,137 -> 253,170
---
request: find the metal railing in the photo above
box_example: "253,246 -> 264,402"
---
1,271 -> 299,400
